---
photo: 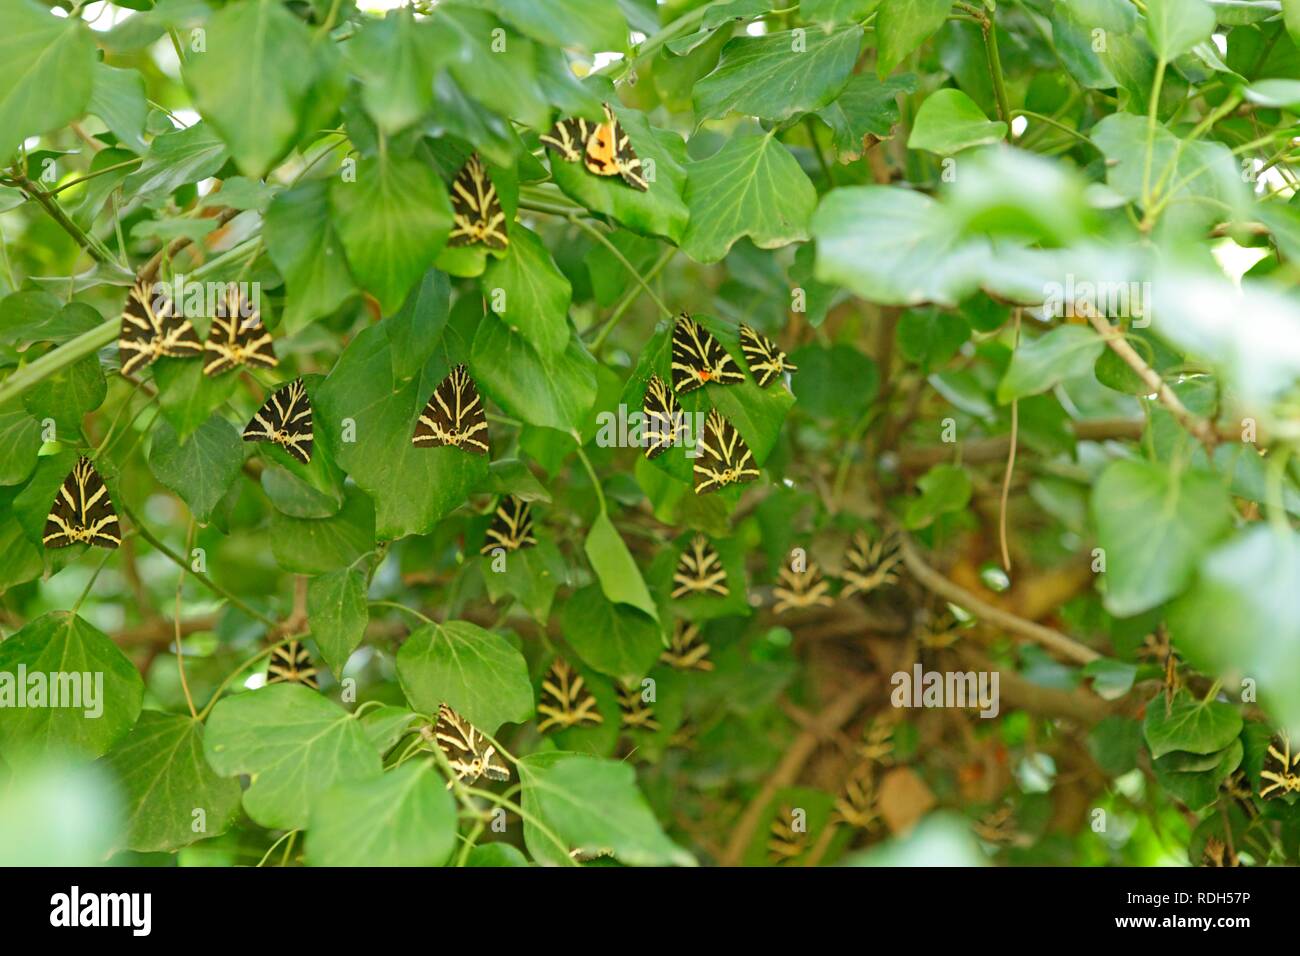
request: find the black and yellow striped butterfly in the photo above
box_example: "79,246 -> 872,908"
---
919,602 -> 966,649
480,496 -> 535,554
841,530 -> 902,598
772,556 -> 834,615
1260,734 -> 1300,800
834,762 -> 881,831
693,408 -> 759,494
448,154 -> 509,250
242,378 -> 313,465
433,702 -> 510,783
43,456 -> 121,550
642,373 -> 687,459
767,806 -> 809,865
412,364 -> 490,455
671,313 -> 744,394
541,103 -> 648,191
739,323 -> 797,388
539,115 -> 593,163
672,534 -> 728,598
266,639 -> 319,689
117,279 -> 202,376
660,620 -> 713,671
1201,835 -> 1240,868
202,287 -> 277,376
616,681 -> 659,731
537,658 -> 603,734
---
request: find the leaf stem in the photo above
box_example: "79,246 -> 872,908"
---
573,444 -> 608,514
369,600 -> 433,625
589,247 -> 675,353
567,215 -> 673,318
980,7 -> 1014,129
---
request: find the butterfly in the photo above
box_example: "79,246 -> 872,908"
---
772,555 -> 834,615
480,496 -> 536,554
739,324 -> 797,388
660,620 -> 713,671
117,279 -> 202,376
431,703 -> 510,784
541,103 -> 648,191
841,530 -> 903,598
616,681 -> 659,732
537,658 -> 603,734
919,602 -> 966,650
834,762 -> 881,831
672,534 -> 729,599
1260,734 -> 1300,799
448,153 -> 509,250
1200,835 -> 1239,868
43,456 -> 121,550
856,717 -> 896,765
641,374 -> 688,460
242,378 -> 313,465
671,313 -> 744,394
693,408 -> 759,495
266,639 -> 319,689
412,364 -> 490,455
767,806 -> 809,865
202,287 -> 277,376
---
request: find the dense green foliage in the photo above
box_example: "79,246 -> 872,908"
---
1,0 -> 1299,868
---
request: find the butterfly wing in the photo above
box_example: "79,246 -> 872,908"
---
1260,735 -> 1300,799
842,530 -> 903,597
537,658 -> 604,734
772,559 -> 833,614
118,280 -> 202,376
448,154 -> 509,250
642,374 -> 686,459
660,620 -> 714,671
266,639 -> 320,689
671,314 -> 745,393
434,703 -> 510,783
672,534 -> 729,598
540,116 -> 590,163
243,378 -> 313,464
693,408 -> 760,495
583,104 -> 648,191
739,323 -> 796,388
481,496 -> 536,554
43,457 -> 121,550
202,289 -> 278,376
412,364 -> 490,455
616,681 -> 660,731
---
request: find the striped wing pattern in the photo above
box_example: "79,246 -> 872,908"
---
693,408 -> 759,494
841,530 -> 902,597
583,103 -> 648,191
43,456 -> 121,549
659,620 -> 713,671
1260,734 -> 1300,799
242,378 -> 313,464
266,639 -> 319,689
672,534 -> 728,598
412,364 -> 489,455
202,288 -> 277,376
642,373 -> 687,459
434,703 -> 509,783
481,496 -> 536,554
616,681 -> 659,731
536,657 -> 603,734
448,154 -> 509,250
671,313 -> 744,394
772,558 -> 834,615
118,279 -> 202,376
767,806 -> 808,865
739,323 -> 797,388
539,116 -> 591,163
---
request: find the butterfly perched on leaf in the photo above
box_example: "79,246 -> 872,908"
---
660,620 -> 713,671
1260,734 -> 1300,800
412,363 -> 490,455
841,530 -> 902,598
767,806 -> 809,865
541,102 -> 648,191
616,681 -> 659,732
43,456 -> 121,550
739,324 -> 797,388
834,762 -> 881,831
117,279 -> 202,376
481,496 -> 535,554
431,702 -> 510,784
672,534 -> 728,598
242,377 -> 313,465
693,408 -> 759,494
671,313 -> 744,393
266,639 -> 319,689
772,555 -> 834,615
537,658 -> 603,734
448,153 -> 509,250
202,287 -> 277,376
641,373 -> 688,459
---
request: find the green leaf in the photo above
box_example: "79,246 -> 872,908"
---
1089,716 -> 1143,776
0,1 -> 97,162
1152,738 -> 1241,810
693,25 -> 863,123
330,153 -> 453,314
788,343 -> 879,419
466,843 -> 530,866
387,269 -> 451,382
1091,460 -> 1232,616
483,538 -> 565,623
904,463 -> 972,529
152,357 -> 238,443
307,568 -> 370,679
396,620 -> 534,733
1143,689 -> 1243,759
0,761 -> 121,867
361,705 -> 419,755
307,761 -> 457,867
204,684 -> 381,830
100,711 -> 240,852
471,316 -> 598,434
804,0 -> 881,29
561,584 -> 662,684
487,0 -> 629,53
122,121 -> 230,203
1287,0 -> 1300,46
816,73 -> 917,162
1144,0 -> 1216,61
997,326 -> 1104,403
481,225 -> 571,359
0,611 -> 144,765
347,9 -> 438,135
427,4 -> 549,129
147,415 -> 245,524
88,64 -> 149,155
22,352 -> 105,437
518,752 -> 695,866
876,0 -> 952,78
682,133 -> 817,264
264,179 -> 358,333
908,89 -> 1007,156
268,485 -> 376,574
0,403 -> 42,486
12,447 -> 79,545
584,511 -> 658,620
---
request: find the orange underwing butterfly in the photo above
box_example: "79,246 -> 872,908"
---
541,103 -> 648,191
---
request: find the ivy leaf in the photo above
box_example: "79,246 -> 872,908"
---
264,179 -> 357,333
584,512 -> 658,620
908,89 -> 1008,155
361,706 -> 419,755
0,1 -> 97,162
876,0 -> 953,78
561,584 -> 662,684
693,25 -> 863,123
997,326 -> 1104,403
0,611 -> 144,765
682,133 -> 817,264
204,684 -> 381,830
487,0 -> 630,53
816,73 -> 917,162
789,343 -> 879,419
88,64 -> 149,155
100,711 -> 240,853
1152,738 -> 1242,810
307,568 -> 370,679
387,269 -> 451,383
0,403 -> 42,486
1092,460 -> 1232,616
396,620 -> 534,733
1143,689 -> 1243,759
427,4 -> 549,129
471,316 -> 598,434
518,752 -> 696,866
804,0 -> 882,29
122,121 -> 230,204
483,539 -> 565,623
1144,0 -> 1216,61
152,356 -> 238,442
11,447 -> 79,545
307,761 -> 457,867
346,9 -> 438,135
481,225 -> 571,359
22,352 -> 105,437
905,463 -> 972,529
268,485 -> 376,574
147,415 -> 245,524
466,843 -> 530,866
